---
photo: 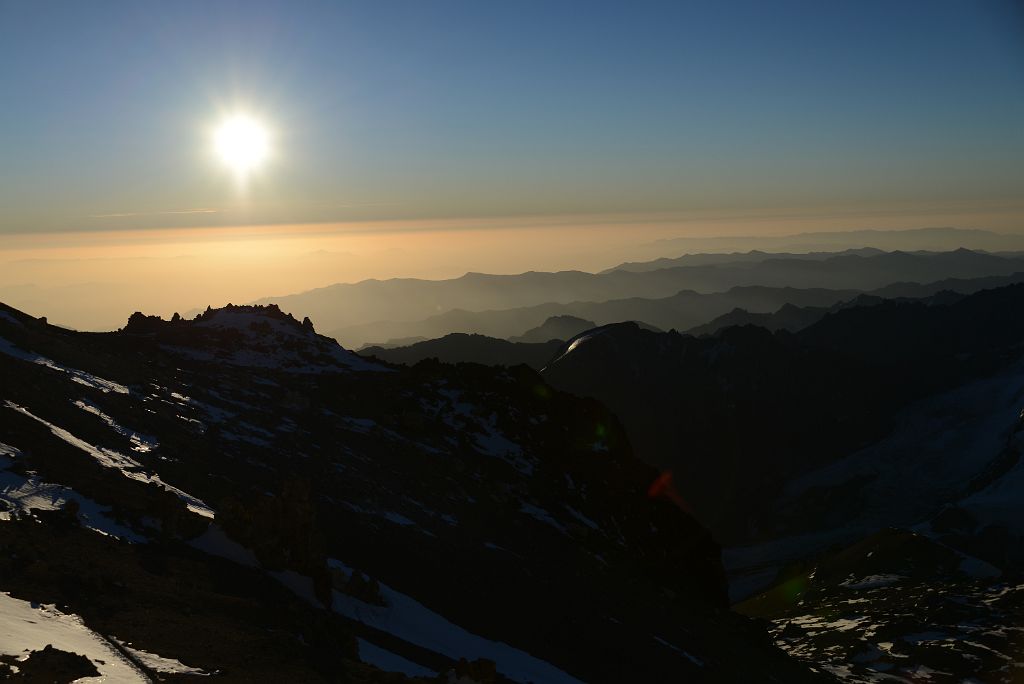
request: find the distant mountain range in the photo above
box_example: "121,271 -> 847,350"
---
645,226 -> 1024,254
687,288 -> 972,337
252,248 -> 1024,348
509,315 -> 598,343
331,248 -> 1024,348
361,315 -> 654,370
349,279 -> 1017,372
601,246 -> 888,273
345,270 -> 1024,353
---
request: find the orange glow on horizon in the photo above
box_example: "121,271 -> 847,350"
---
3,204 -> 1024,333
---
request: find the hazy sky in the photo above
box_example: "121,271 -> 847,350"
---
2,0 -> 1022,234
2,1 -> 1024,329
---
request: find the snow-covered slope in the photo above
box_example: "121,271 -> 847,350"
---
0,334 -> 129,393
278,559 -> 587,684
0,592 -> 147,682
783,359 -> 1024,536
726,358 -> 1024,600
5,400 -> 213,519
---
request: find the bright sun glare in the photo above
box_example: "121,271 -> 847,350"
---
213,114 -> 270,176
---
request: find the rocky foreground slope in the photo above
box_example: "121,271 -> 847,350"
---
0,303 -> 824,682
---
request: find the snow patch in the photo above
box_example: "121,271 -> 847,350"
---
519,502 -> 568,535
279,560 -> 587,684
73,399 -> 158,453
0,592 -> 148,682
473,424 -> 530,475
652,636 -> 704,667
0,469 -> 145,541
839,574 -> 903,590
958,555 -> 1001,579
382,511 -> 416,527
437,391 -> 533,475
564,505 -> 600,531
3,401 -> 213,519
0,335 -> 129,394
551,334 -> 594,365
189,524 -> 259,568
340,416 -> 378,434
787,360 -> 1024,532
110,636 -> 210,676
357,638 -> 436,678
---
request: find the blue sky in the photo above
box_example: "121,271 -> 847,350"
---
1,0 -> 1022,233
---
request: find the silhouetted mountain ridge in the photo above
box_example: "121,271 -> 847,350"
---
509,315 -> 598,343
361,333 -> 563,370
245,248 -> 1024,347
337,269 -> 1024,348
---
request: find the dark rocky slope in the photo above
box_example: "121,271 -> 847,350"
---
361,333 -> 562,370
0,302 -> 825,682
542,284 -> 1024,545
541,285 -> 1024,682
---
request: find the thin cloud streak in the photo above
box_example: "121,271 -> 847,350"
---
89,208 -> 220,219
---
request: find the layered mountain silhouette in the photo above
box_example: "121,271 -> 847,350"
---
349,270 -> 1024,365
602,247 -> 887,273
361,333 -> 563,370
645,226 -> 1024,255
509,315 -> 598,343
250,248 -> 1024,347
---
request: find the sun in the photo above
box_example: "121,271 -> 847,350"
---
213,114 -> 270,176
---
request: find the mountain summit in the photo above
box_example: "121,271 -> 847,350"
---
124,303 -> 383,373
